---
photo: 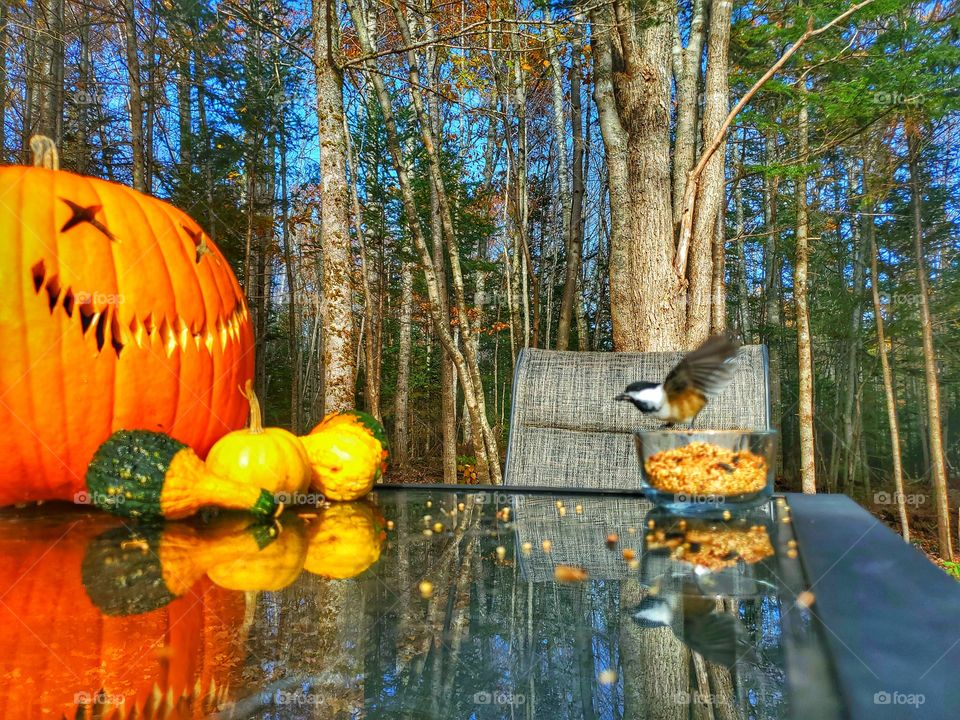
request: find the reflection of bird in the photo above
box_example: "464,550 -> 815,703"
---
627,574 -> 758,670
615,335 -> 740,426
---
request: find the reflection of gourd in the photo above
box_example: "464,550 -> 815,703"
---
304,501 -> 386,579
207,515 -> 308,591
206,381 -> 312,496
0,513 -> 247,719
0,136 -> 253,506
81,521 -> 276,614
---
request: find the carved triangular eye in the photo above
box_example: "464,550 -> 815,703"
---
182,225 -> 212,264
60,199 -> 117,242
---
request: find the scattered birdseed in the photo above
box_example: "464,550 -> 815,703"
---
796,590 -> 815,609
555,500 -> 564,510
423,515 -> 432,524
423,529 -> 433,537
426,500 -> 432,508
419,580 -> 434,598
386,520 -> 395,530
521,542 -> 533,555
622,549 -> 636,561
558,506 -> 567,517
542,539 -> 553,553
606,533 -> 619,549
722,510 -> 732,521
433,522 -> 443,533
788,539 -> 798,548
627,559 -> 640,570
457,502 -> 465,511
575,504 -> 583,514
786,548 -> 798,559
496,546 -> 507,560
598,670 -> 618,685
554,565 -> 588,583
120,539 -> 149,552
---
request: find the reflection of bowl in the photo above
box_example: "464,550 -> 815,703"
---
639,508 -> 778,598
634,429 -> 776,512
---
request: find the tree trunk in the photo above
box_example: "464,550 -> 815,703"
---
313,0 -> 356,413
795,97 -> 816,494
908,134 -> 953,559
557,48 -> 585,351
671,0 -> 706,230
0,2 -> 6,160
841,156 -> 868,495
763,132 -> 783,474
394,263 -> 413,465
864,217 -> 910,542
686,0 -> 733,346
122,0 -> 146,191
591,1 -> 684,351
345,120 -> 381,421
279,116 -> 299,432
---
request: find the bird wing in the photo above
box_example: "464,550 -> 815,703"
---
677,613 -> 745,669
663,335 -> 740,400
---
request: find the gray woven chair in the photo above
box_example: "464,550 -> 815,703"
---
503,345 -> 771,490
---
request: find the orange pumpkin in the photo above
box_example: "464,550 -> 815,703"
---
0,511 -> 248,719
0,137 -> 254,505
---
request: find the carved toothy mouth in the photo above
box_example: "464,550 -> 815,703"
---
29,259 -> 248,358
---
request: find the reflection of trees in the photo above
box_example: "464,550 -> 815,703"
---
621,576 -> 689,720
217,493 -> 784,719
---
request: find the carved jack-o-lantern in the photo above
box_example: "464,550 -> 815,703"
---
0,137 -> 254,504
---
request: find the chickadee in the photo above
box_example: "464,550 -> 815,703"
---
628,574 -> 759,670
615,335 -> 740,426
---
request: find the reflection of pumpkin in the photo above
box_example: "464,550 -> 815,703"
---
0,137 -> 254,505
0,510 -> 247,718
304,501 -> 386,579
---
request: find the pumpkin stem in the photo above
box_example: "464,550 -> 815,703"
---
29,135 -> 60,170
240,380 -> 265,434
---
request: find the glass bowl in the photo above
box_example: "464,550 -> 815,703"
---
633,429 -> 776,513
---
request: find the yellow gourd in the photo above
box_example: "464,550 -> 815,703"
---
304,502 -> 385,579
300,425 -> 382,501
206,381 -> 311,496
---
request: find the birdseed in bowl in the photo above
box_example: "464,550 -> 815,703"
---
643,441 -> 768,496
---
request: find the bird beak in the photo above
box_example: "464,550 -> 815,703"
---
614,393 -> 629,402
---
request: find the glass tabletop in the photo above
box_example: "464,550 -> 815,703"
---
0,486 -> 829,719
